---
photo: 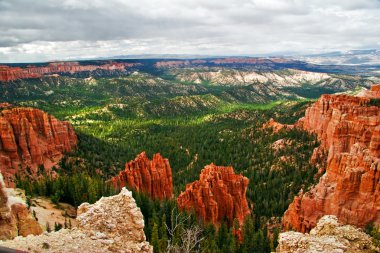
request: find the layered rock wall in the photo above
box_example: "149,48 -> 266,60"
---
283,85 -> 380,232
0,107 -> 77,186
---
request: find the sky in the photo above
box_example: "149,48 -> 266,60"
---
0,0 -> 380,63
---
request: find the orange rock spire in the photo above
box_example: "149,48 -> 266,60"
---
177,164 -> 250,227
111,152 -> 173,200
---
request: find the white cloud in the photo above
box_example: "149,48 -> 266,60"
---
0,0 -> 379,62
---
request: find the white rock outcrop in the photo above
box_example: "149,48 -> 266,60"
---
277,215 -> 378,253
0,187 -> 153,253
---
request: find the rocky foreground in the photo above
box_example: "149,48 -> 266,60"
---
0,173 -> 42,240
277,215 -> 378,253
0,188 -> 152,253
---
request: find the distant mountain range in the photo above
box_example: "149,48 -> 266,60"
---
94,49 -> 380,66
294,49 -> 380,65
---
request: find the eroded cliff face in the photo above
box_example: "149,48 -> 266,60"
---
277,215 -> 378,253
111,152 -> 173,200
0,187 -> 152,252
177,164 -> 250,227
0,173 -> 42,240
0,107 -> 77,186
283,85 -> 380,232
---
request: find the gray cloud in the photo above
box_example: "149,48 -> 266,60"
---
0,0 -> 379,62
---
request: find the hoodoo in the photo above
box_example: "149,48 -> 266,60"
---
111,152 -> 173,200
177,164 -> 250,227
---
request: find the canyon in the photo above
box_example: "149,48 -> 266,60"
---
0,106 -> 77,186
283,85 -> 380,232
111,152 -> 173,200
0,56 -> 379,252
177,163 -> 250,227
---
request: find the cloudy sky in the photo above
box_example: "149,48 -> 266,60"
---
1,0 -> 380,62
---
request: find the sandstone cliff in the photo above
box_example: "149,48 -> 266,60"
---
0,187 -> 152,253
177,164 -> 250,227
111,152 -> 173,200
283,84 -> 380,232
277,215 -> 378,253
0,107 -> 77,186
0,173 -> 42,240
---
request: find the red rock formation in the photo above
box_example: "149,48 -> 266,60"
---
263,118 -> 294,133
0,62 -> 137,82
177,164 -> 250,227
283,87 -> 380,232
0,107 -> 77,186
111,152 -> 173,200
0,173 -> 42,240
0,103 -> 11,109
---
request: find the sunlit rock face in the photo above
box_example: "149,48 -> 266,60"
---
283,86 -> 380,232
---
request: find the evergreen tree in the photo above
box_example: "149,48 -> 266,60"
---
158,214 -> 168,253
151,222 -> 159,253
